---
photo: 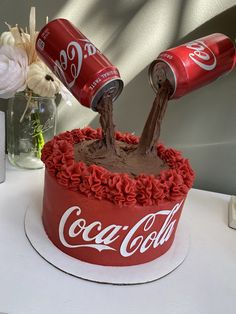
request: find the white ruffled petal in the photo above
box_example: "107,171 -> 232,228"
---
0,45 -> 28,98
0,32 -> 15,47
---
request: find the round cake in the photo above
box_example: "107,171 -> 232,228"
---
41,127 -> 194,266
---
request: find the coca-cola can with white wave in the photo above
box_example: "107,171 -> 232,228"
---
36,19 -> 123,110
149,33 -> 236,98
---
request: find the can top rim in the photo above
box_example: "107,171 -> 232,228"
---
91,78 -> 124,111
148,60 -> 176,98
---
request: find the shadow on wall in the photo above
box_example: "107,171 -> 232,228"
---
80,0 -> 189,61
78,0 -> 148,52
177,5 -> 236,44
90,6 -> 236,195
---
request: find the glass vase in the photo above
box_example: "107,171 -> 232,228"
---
7,92 -> 57,169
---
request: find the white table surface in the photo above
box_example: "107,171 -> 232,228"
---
0,160 -> 236,314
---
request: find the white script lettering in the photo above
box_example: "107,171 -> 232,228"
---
186,40 -> 217,70
58,200 -> 183,257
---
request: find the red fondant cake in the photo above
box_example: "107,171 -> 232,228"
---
41,127 -> 194,266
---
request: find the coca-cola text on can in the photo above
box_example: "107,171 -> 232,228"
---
36,18 -> 123,110
149,33 -> 236,99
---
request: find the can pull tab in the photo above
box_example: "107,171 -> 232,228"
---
156,66 -> 167,85
103,85 -> 118,98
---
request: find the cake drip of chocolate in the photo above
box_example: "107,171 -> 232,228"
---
96,94 -> 117,152
137,80 -> 172,155
74,81 -> 172,177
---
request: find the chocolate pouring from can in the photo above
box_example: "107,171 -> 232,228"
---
149,33 -> 236,98
36,19 -> 123,110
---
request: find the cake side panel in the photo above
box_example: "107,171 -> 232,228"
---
42,170 -> 186,266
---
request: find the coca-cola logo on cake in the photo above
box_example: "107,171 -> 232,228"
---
42,170 -> 186,266
185,40 -> 217,70
59,200 -> 183,258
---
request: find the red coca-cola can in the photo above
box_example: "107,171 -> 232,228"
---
36,19 -> 123,110
149,33 -> 236,98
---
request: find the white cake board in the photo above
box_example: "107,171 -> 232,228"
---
24,203 -> 190,285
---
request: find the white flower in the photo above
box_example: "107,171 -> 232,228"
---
0,31 -> 15,46
27,61 -> 60,97
0,45 -> 28,99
